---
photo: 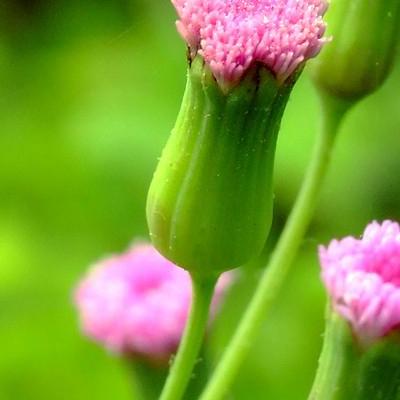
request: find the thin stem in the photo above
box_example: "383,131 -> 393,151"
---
200,94 -> 351,400
159,274 -> 218,400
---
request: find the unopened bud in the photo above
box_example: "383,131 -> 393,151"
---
310,0 -> 400,101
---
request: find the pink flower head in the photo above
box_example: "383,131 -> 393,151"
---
319,220 -> 400,345
172,0 -> 328,87
74,243 -> 232,361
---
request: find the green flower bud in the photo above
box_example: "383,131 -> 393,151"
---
309,0 -> 400,101
146,57 -> 296,276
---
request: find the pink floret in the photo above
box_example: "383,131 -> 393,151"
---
172,0 -> 328,86
319,220 -> 400,344
74,243 -> 232,359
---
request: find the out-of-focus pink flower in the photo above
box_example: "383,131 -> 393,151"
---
74,243 -> 232,360
319,220 -> 400,344
172,0 -> 328,86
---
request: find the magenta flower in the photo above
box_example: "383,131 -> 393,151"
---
74,243 -> 232,360
172,0 -> 328,87
319,220 -> 400,344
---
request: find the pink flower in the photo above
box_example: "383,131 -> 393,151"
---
319,220 -> 400,344
172,0 -> 328,87
74,243 -> 232,360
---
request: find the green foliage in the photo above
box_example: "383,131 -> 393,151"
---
0,1 -> 399,399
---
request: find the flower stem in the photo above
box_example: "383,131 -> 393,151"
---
159,274 -> 218,400
199,93 -> 352,400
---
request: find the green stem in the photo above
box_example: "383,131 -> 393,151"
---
308,311 -> 360,400
200,94 -> 351,400
183,349 -> 211,400
159,274 -> 217,400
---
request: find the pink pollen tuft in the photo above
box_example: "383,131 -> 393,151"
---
172,0 -> 328,86
319,220 -> 400,344
74,243 -> 233,360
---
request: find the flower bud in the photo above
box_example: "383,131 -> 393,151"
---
147,0 -> 328,276
147,57 -> 294,275
310,221 -> 400,400
319,220 -> 400,346
74,243 -> 232,362
310,0 -> 400,101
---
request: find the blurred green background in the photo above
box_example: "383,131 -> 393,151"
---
0,1 -> 399,399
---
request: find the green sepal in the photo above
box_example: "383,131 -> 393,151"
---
356,333 -> 400,400
309,0 -> 400,101
146,56 -> 296,276
126,359 -> 166,400
309,311 -> 360,400
309,310 -> 400,400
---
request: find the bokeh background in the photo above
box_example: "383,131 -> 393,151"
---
1,1 -> 399,399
